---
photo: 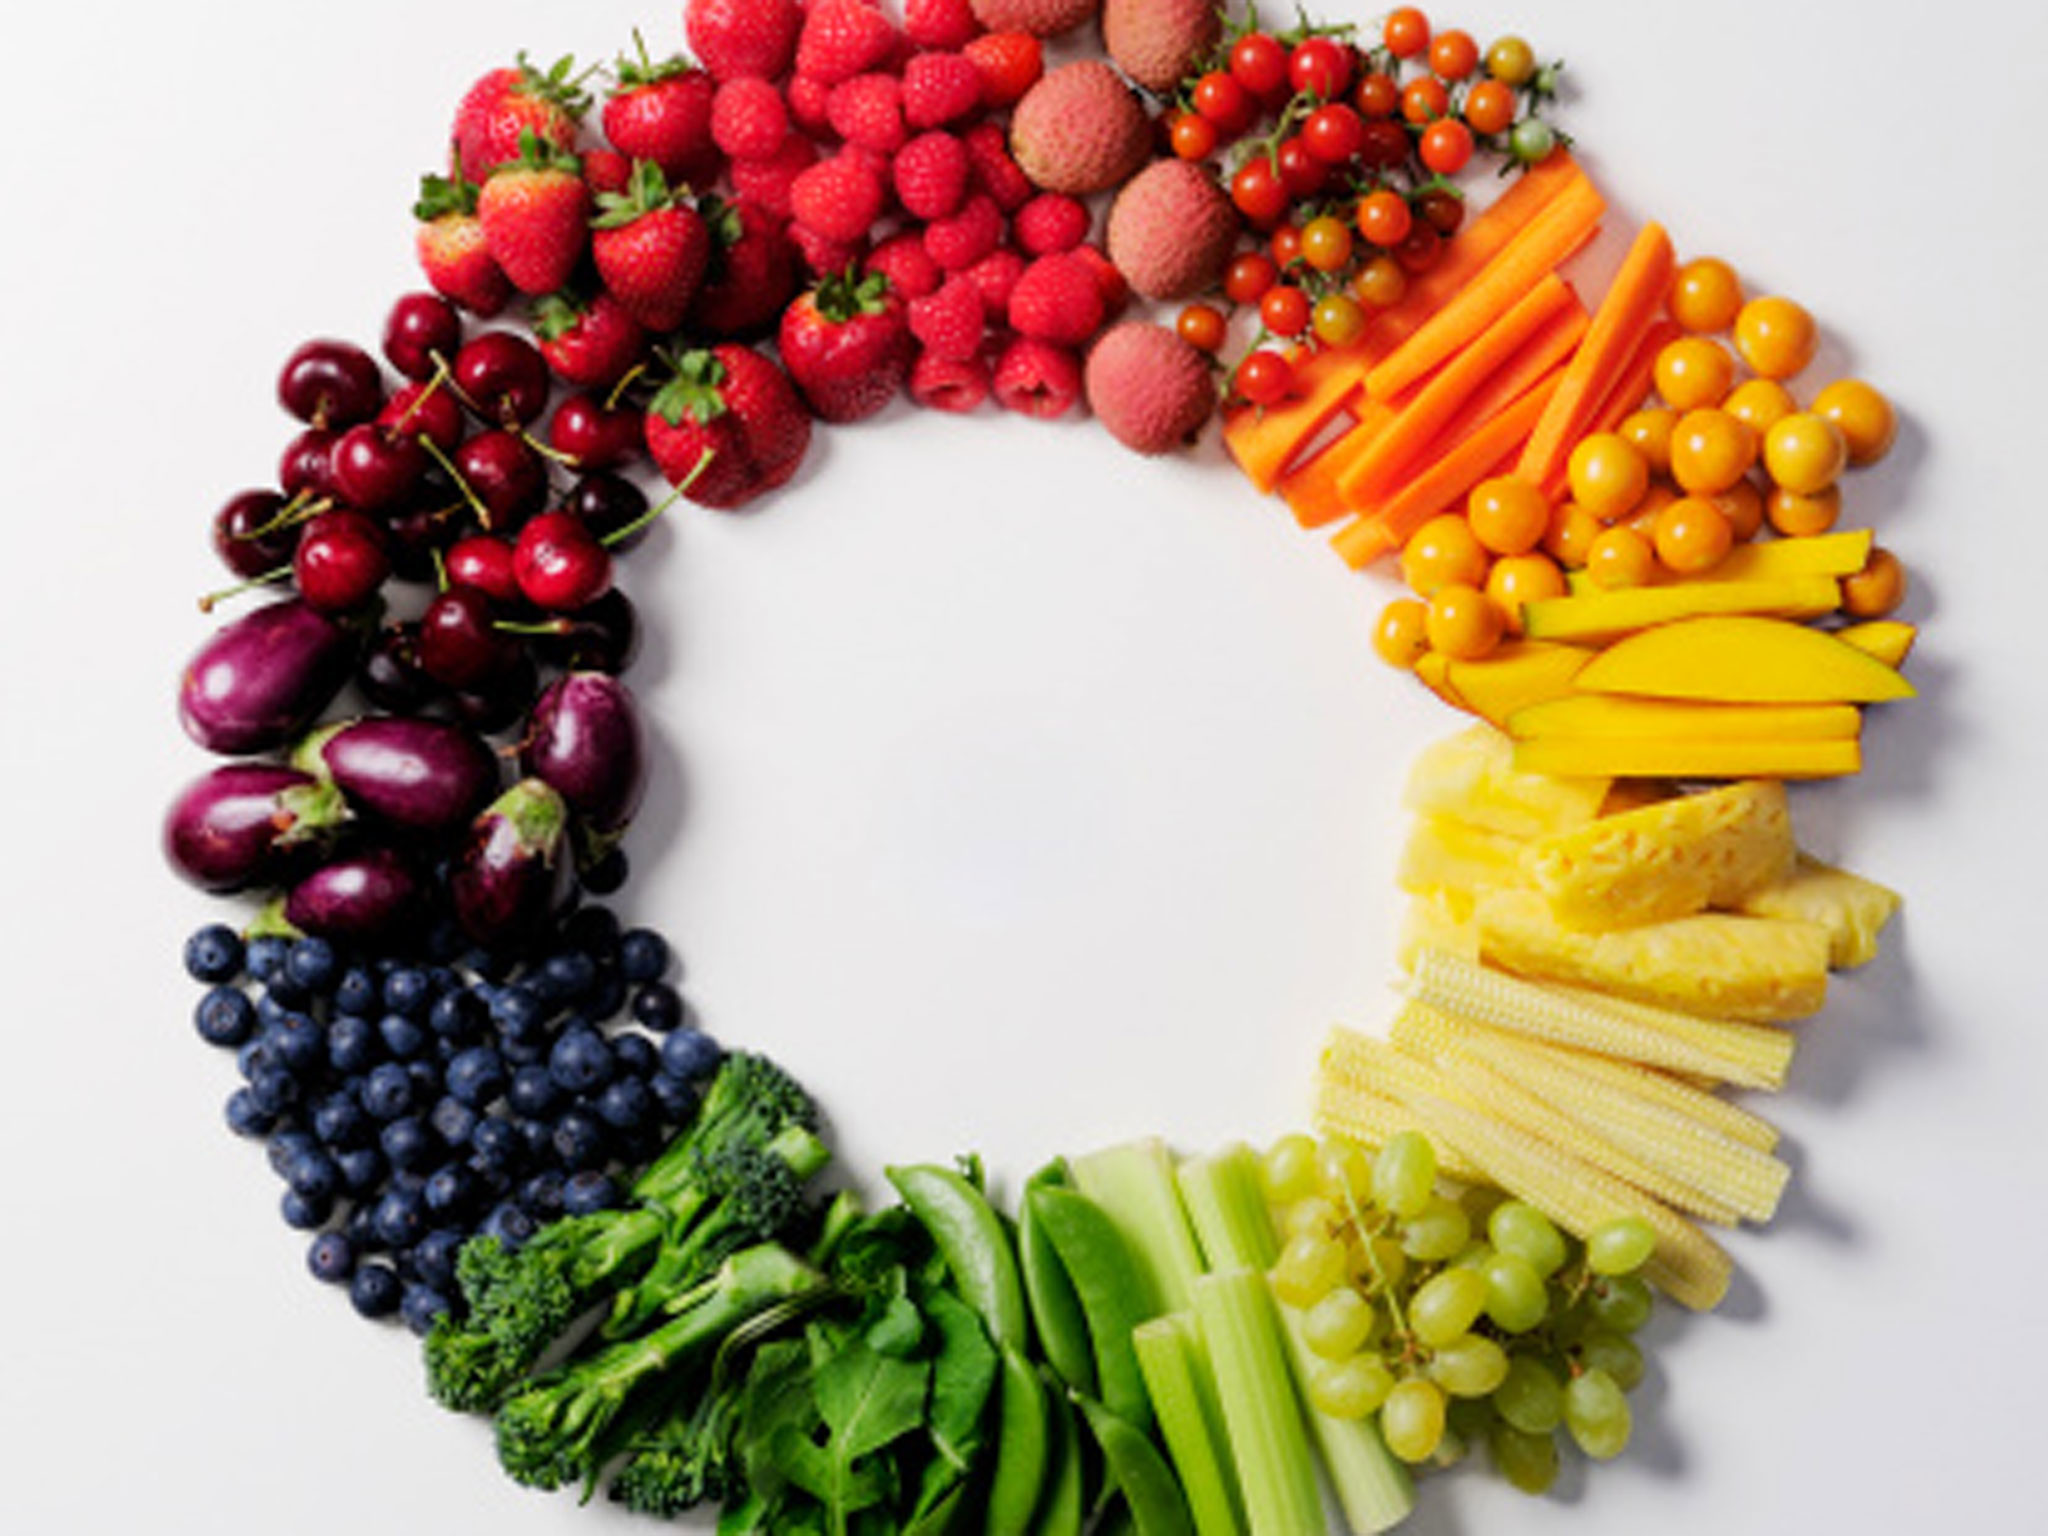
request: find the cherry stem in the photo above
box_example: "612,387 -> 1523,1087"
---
233,490 -> 332,543
417,432 -> 495,529
198,563 -> 292,614
604,363 -> 649,412
601,446 -> 711,548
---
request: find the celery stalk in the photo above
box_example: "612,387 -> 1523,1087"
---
1176,1144 -> 1280,1272
1134,1313 -> 1248,1536
1069,1138 -> 1208,1316
1192,1269 -> 1326,1536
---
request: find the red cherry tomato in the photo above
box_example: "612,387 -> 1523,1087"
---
1192,70 -> 1254,135
1176,303 -> 1228,354
1229,156 -> 1289,225
1170,111 -> 1218,161
1235,349 -> 1294,406
1394,221 -> 1444,274
1419,117 -> 1474,174
1223,251 -> 1279,306
1301,102 -> 1366,165
1354,71 -> 1399,118
1416,187 -> 1465,235
1229,32 -> 1290,98
1383,7 -> 1431,59
1287,35 -> 1355,100
1358,117 -> 1412,171
1259,284 -> 1311,338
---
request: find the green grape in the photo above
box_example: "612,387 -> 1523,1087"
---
1372,1130 -> 1438,1219
1576,1330 -> 1646,1393
1488,1201 -> 1568,1277
1430,1334 -> 1510,1397
1586,1214 -> 1658,1276
1262,1133 -> 1321,1205
1353,1232 -> 1409,1295
1437,1395 -> 1494,1467
1317,1137 -> 1375,1205
1402,1197 -> 1471,1262
1382,1377 -> 1449,1463
1564,1367 -> 1633,1461
1459,1182 -> 1507,1229
1301,1286 -> 1378,1359
1281,1193 -> 1341,1242
1409,1267 -> 1490,1347
1449,1238 -> 1495,1271
1307,1353 -> 1395,1419
1586,1273 -> 1654,1335
1492,1354 -> 1564,1434
1272,1231 -> 1348,1308
1489,1422 -> 1561,1495
1481,1249 -> 1548,1334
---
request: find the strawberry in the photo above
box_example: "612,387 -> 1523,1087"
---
533,289 -> 647,390
902,51 -> 984,129
1008,251 -> 1107,346
478,133 -> 591,296
710,77 -> 790,163
796,0 -> 901,87
790,152 -> 888,245
452,53 -> 589,183
892,130 -> 971,222
789,223 -> 871,283
601,40 -> 720,187
413,171 -> 513,316
779,268 -> 914,424
686,0 -> 804,83
962,31 -> 1043,109
991,335 -> 1082,419
905,0 -> 983,51
590,160 -> 711,334
581,147 -> 634,197
645,344 -> 812,509
690,196 -> 801,338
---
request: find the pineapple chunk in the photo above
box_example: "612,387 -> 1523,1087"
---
1403,723 -> 1610,839
1396,892 -> 1482,973
1519,780 -> 1797,931
1398,815 -> 1529,899
1475,887 -> 1831,1023
1736,854 -> 1901,969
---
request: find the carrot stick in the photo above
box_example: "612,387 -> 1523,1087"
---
1439,294 -> 1588,444
1222,347 -> 1368,492
1338,274 -> 1577,506
1329,511 -> 1397,570
1539,317 -> 1677,504
1364,172 -> 1607,402
1280,401 -> 1395,528
1516,220 -> 1676,488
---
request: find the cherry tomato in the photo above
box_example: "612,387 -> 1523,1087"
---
1618,407 -> 1678,476
1300,214 -> 1354,273
1669,408 -> 1758,495
1224,251 -> 1279,305
1732,295 -> 1818,379
1841,546 -> 1906,619
1384,7 -> 1432,59
1288,35 -> 1355,100
1722,378 -> 1797,437
1543,501 -> 1603,568
1651,496 -> 1735,574
1583,525 -> 1657,589
1761,411 -> 1846,494
1356,189 -> 1414,250
1765,483 -> 1841,538
1358,117 -> 1412,171
1353,253 -> 1408,309
1268,221 -> 1304,270
1567,432 -> 1650,521
1416,188 -> 1465,236
1312,292 -> 1367,347
1170,111 -> 1218,161
1177,303 -> 1228,354
1401,513 -> 1490,598
1653,336 -> 1736,412
1667,256 -> 1743,333
1193,70 -> 1254,135
1276,136 -> 1330,196
1485,35 -> 1537,85
1373,598 -> 1431,669
1463,79 -> 1517,136
1466,475 -> 1551,556
1302,102 -> 1366,165
1260,283 -> 1311,338
1485,552 -> 1567,632
1229,32 -> 1290,98
1401,75 -> 1451,126
1812,378 -> 1897,465
1393,221 -> 1444,274
1426,582 -> 1504,660
1428,28 -> 1480,81
1230,156 -> 1289,225
1419,118 -> 1474,175
1508,117 -> 1556,164
1355,71 -> 1400,119
1235,349 -> 1294,406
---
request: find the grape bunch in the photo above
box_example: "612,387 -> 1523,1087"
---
1261,1130 -> 1656,1494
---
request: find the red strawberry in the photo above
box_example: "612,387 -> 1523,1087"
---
905,0 -> 983,51
645,344 -> 813,508
590,160 -> 711,333
1008,251 -> 1107,346
452,54 -> 589,183
910,348 -> 992,412
478,134 -> 591,296
797,0 -> 901,87
602,41 -> 720,187
690,196 -> 801,338
581,147 -> 634,197
779,268 -> 914,424
907,275 -> 986,362
991,336 -> 1082,418
533,289 -> 647,389
790,152 -> 888,245
710,77 -> 790,162
827,73 -> 908,154
892,131 -> 971,222
902,52 -> 983,129
686,0 -> 804,83
413,171 -> 513,316
789,223 -> 871,282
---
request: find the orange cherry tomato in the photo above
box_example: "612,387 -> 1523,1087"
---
1428,28 -> 1480,81
1652,496 -> 1736,574
1311,292 -> 1367,347
1419,117 -> 1474,175
1484,35 -> 1537,85
1733,295 -> 1819,379
1353,253 -> 1408,309
1811,378 -> 1897,466
1300,214 -> 1354,273
1667,256 -> 1743,334
1668,408 -> 1758,495
1384,7 -> 1432,59
1762,411 -> 1847,495
1373,598 -> 1431,669
1356,189 -> 1414,250
1176,302 -> 1228,354
1841,546 -> 1907,619
1401,75 -> 1451,126
1466,475 -> 1552,556
1401,513 -> 1490,598
1462,78 -> 1517,135
1426,582 -> 1505,660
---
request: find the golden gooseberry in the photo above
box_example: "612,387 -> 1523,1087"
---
1709,477 -> 1767,542
1722,377 -> 1798,437
1583,525 -> 1657,590
1425,582 -> 1505,660
1543,502 -> 1603,569
1652,496 -> 1736,574
1668,408 -> 1758,495
1400,513 -> 1490,598
1566,432 -> 1650,521
1653,336 -> 1737,412
1811,378 -> 1897,466
1667,256 -> 1744,333
1618,407 -> 1678,476
1373,598 -> 1431,670
1733,294 -> 1819,379
1765,483 -> 1842,538
1466,475 -> 1552,556
1841,546 -> 1907,619
1484,553 -> 1569,633
1762,411 -> 1848,496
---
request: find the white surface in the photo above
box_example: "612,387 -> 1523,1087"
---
2,2 -> 2043,1532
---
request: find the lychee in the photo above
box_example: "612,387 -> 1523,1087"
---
1084,321 -> 1216,455
969,0 -> 1100,38
1105,159 -> 1240,302
1008,60 -> 1150,196
1102,0 -> 1221,94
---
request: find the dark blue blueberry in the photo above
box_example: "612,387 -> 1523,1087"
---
470,1114 -> 527,1177
360,1062 -> 417,1121
584,968 -> 628,1021
429,1095 -> 480,1149
481,1202 -> 538,1251
284,1149 -> 341,1202
379,1013 -> 429,1061
611,1032 -> 658,1079
379,1116 -> 435,1172
237,1037 -> 278,1082
268,1128 -> 320,1178
194,986 -> 257,1048
535,949 -> 597,1004
407,1060 -> 443,1101
410,1228 -> 465,1291
312,1093 -> 370,1150
549,1028 -> 614,1094
284,936 -> 341,994
250,1066 -> 301,1116
659,1029 -> 722,1082
561,1170 -> 621,1216
506,1063 -> 563,1120
501,1036 -> 549,1069
519,1170 -> 567,1222
326,1014 -> 381,1077
561,904 -> 621,961
401,1284 -> 455,1337
596,1075 -> 654,1133
423,1163 -> 477,1219
335,1145 -> 385,1195
382,966 -> 432,1018
349,1260 -> 403,1319
446,1045 -> 508,1108
281,1186 -> 334,1230
631,981 -> 685,1034
245,934 -> 291,985
342,1200 -> 383,1254
262,973 -> 311,1011
266,1013 -> 326,1075
334,965 -> 380,1017
516,1116 -> 555,1166
648,1070 -> 699,1123
428,988 -> 487,1045
618,927 -> 669,984
423,918 -> 466,962
551,1106 -> 609,1172
183,924 -> 245,984
307,1230 -> 356,1284
489,983 -> 551,1043
468,946 -> 520,984
372,1186 -> 429,1250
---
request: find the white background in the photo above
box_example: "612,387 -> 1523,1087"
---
2,2 -> 2043,1532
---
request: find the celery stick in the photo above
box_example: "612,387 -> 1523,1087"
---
1176,1143 -> 1280,1272
1134,1314 -> 1248,1536
1191,1269 -> 1326,1536
1069,1138 -> 1208,1316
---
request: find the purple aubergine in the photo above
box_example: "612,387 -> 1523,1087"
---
178,597 -> 357,754
298,716 -> 500,834
163,763 -> 350,892
283,847 -> 420,942
449,778 -> 571,947
520,672 -> 646,835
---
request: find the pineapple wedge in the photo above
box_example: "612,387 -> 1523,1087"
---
1398,814 -> 1530,899
1403,723 -> 1610,839
1736,854 -> 1902,969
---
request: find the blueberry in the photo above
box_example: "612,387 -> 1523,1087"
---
507,1063 -> 563,1120
562,1170 -> 621,1216
430,1095 -> 480,1150
334,965 -> 380,1017
349,1261 -> 403,1318
471,1114 -> 526,1177
561,905 -> 621,962
262,973 -> 311,1011
446,1045 -> 508,1109
519,1170 -> 567,1222
379,1013 -> 429,1061
516,1116 -> 556,1167
382,966 -> 432,1018
307,1230 -> 356,1284
360,1062 -> 417,1121
335,1145 -> 385,1195
372,1186 -> 429,1250
424,917 -> 466,962
236,1037 -> 277,1082
281,1186 -> 335,1230
284,936 -> 341,994
410,1228 -> 465,1291
489,984 -> 551,1043
585,969 -> 628,1021
284,1149 -> 341,1202
250,1066 -> 301,1116
423,1163 -> 477,1219
551,1106 -> 609,1172
612,1032 -> 658,1079
631,981 -> 685,1034
380,1116 -> 435,1172
245,935 -> 291,985
401,1284 -> 455,1337
659,1029 -> 722,1082
596,1075 -> 654,1133
194,986 -> 257,1048
579,845 -> 629,895
183,924 -> 245,984
481,1202 -> 538,1251
428,988 -> 487,1045
267,1129 -> 320,1178
343,1201 -> 383,1254
618,928 -> 670,984
648,1070 -> 699,1123
327,1014 -> 382,1076
312,1093 -> 370,1150
535,949 -> 597,1003
266,1013 -> 327,1075
549,1028 -> 614,1094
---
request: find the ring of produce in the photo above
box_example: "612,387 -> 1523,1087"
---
167,3 -> 1911,1531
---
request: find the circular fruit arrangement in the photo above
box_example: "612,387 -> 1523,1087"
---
167,2 -> 1913,1531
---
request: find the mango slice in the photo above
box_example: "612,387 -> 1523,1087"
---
1521,575 -> 1842,644
1513,736 -> 1863,780
1571,615 -> 1916,704
1833,619 -> 1918,669
1507,694 -> 1863,742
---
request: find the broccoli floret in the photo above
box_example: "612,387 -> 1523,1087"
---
494,1243 -> 826,1493
630,1051 -> 817,1200
606,1376 -> 748,1517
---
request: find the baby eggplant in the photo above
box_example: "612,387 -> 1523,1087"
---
297,716 -> 500,835
163,763 -> 350,892
449,778 -> 571,948
178,597 -> 357,754
283,847 -> 421,942
519,672 -> 646,837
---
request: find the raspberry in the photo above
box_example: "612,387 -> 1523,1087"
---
796,0 -> 901,86
1007,251 -> 1107,347
790,151 -> 888,244
729,132 -> 819,220
1069,242 -> 1130,318
922,192 -> 1004,271
963,30 -> 1043,108
905,0 -> 983,50
892,131 -> 972,222
961,121 -> 1033,212
789,221 -> 871,280
711,77 -> 790,162
867,230 -> 945,300
908,275 -> 987,361
785,73 -> 836,141
902,52 -> 985,130
911,348 -> 993,412
992,335 -> 1082,419
962,246 -> 1026,318
581,147 -> 634,198
827,72 -> 908,153
1012,192 -> 1089,256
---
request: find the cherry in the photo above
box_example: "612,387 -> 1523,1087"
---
539,588 -> 640,674
444,533 -> 522,606
293,509 -> 390,613
548,392 -> 644,470
357,622 -> 442,715
383,495 -> 463,584
278,339 -> 385,427
448,645 -> 539,735
513,510 -> 612,612
418,584 -> 513,689
378,379 -> 465,451
329,422 -> 429,512
382,292 -> 462,381
211,489 -> 299,579
453,331 -> 551,426
452,428 -> 548,530
279,426 -> 339,499
564,471 -> 652,552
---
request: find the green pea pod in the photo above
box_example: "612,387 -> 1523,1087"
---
1030,1375 -> 1084,1536
888,1161 -> 1031,1352
983,1344 -> 1050,1536
1075,1393 -> 1196,1536
1020,1160 -> 1097,1397
1026,1184 -> 1158,1432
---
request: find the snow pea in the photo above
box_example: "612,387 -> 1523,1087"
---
1020,1160 -> 1097,1397
1030,1378 -> 1084,1536
886,1162 -> 1031,1352
1026,1184 -> 1159,1433
1076,1393 -> 1195,1536
983,1344 -> 1050,1536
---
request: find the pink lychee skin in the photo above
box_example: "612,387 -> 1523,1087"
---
1102,0 -> 1222,94
1105,159 -> 1241,303
969,0 -> 1101,38
1084,321 -> 1216,456
1008,60 -> 1151,196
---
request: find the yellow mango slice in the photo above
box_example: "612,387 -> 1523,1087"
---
1507,694 -> 1863,742
1833,619 -> 1918,669
1519,780 -> 1796,930
1736,854 -> 1902,969
1572,615 -> 1917,703
1403,723 -> 1611,837
1521,575 -> 1842,644
1513,736 -> 1863,780
1430,641 -> 1598,730
1565,529 -> 1873,592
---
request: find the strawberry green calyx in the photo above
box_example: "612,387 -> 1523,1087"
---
592,158 -> 686,229
502,127 -> 584,181
649,348 -> 730,427
514,50 -> 595,121
530,290 -> 587,342
613,27 -> 697,89
413,170 -> 481,222
810,265 -> 895,325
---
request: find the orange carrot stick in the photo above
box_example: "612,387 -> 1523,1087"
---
1280,400 -> 1395,528
1439,295 -> 1589,443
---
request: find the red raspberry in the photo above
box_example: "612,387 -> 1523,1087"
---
902,52 -> 984,129
922,191 -> 1004,270
907,275 -> 986,361
867,231 -> 944,300
1069,242 -> 1130,318
911,348 -> 992,412
892,131 -> 972,222
796,0 -> 900,86
785,73 -> 837,141
1013,192 -> 1089,256
581,147 -> 634,198
961,121 -> 1033,212
827,73 -> 908,153
1008,251 -> 1106,346
992,336 -> 1082,419
904,0 -> 982,50
711,78 -> 789,161
963,31 -> 1043,109
730,132 -> 818,220
790,151 -> 887,244
962,246 -> 1026,318
789,221 -> 871,280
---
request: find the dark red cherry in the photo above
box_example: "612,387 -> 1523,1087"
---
548,393 -> 644,470
453,428 -> 548,530
212,489 -> 299,580
329,423 -> 429,513
382,292 -> 462,381
293,509 -> 390,613
378,379 -> 465,451
279,427 -> 339,499
453,331 -> 550,426
278,339 -> 385,427
444,533 -> 522,606
564,471 -> 653,553
418,584 -> 512,689
513,510 -> 612,612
